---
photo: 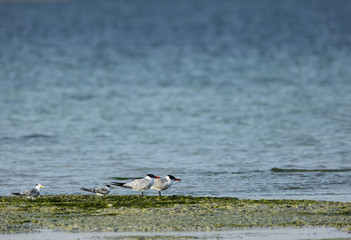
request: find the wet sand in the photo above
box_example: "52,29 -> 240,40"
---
0,195 -> 350,237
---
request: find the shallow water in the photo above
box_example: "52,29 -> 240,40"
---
1,0 -> 351,201
2,228 -> 351,240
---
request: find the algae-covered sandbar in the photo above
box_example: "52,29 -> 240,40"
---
0,195 -> 351,233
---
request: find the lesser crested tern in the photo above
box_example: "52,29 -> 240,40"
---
12,183 -> 44,199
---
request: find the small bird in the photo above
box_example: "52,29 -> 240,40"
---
81,185 -> 114,196
112,174 -> 160,196
12,183 -> 44,199
151,175 -> 181,196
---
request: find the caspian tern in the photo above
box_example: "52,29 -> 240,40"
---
81,185 -> 114,196
12,183 -> 44,199
112,174 -> 160,196
151,175 -> 181,196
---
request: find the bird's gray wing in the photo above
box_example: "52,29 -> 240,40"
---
152,177 -> 169,190
126,178 -> 151,190
21,188 -> 39,197
94,187 -> 109,195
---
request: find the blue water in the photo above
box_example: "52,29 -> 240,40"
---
1,0 -> 351,201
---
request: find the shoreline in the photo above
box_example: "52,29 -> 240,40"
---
1,195 -> 351,233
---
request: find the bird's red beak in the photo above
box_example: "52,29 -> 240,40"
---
175,178 -> 181,181
155,176 -> 160,179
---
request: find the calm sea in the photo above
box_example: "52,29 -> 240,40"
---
1,0 -> 351,201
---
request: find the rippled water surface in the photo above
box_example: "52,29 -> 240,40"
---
1,0 -> 351,201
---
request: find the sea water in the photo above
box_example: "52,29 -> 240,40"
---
1,0 -> 351,201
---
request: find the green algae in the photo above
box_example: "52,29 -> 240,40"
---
0,195 -> 351,233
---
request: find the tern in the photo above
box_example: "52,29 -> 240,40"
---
151,175 -> 181,196
12,183 -> 44,199
112,174 -> 160,196
81,185 -> 115,196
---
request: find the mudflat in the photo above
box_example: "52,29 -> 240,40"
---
0,195 -> 350,233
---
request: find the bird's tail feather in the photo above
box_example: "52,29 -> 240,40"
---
111,182 -> 130,188
12,193 -> 21,196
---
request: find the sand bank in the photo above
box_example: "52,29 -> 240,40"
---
0,195 -> 350,233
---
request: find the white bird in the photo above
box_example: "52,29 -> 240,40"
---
81,185 -> 115,196
151,175 -> 181,196
112,174 -> 160,196
12,183 -> 44,199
